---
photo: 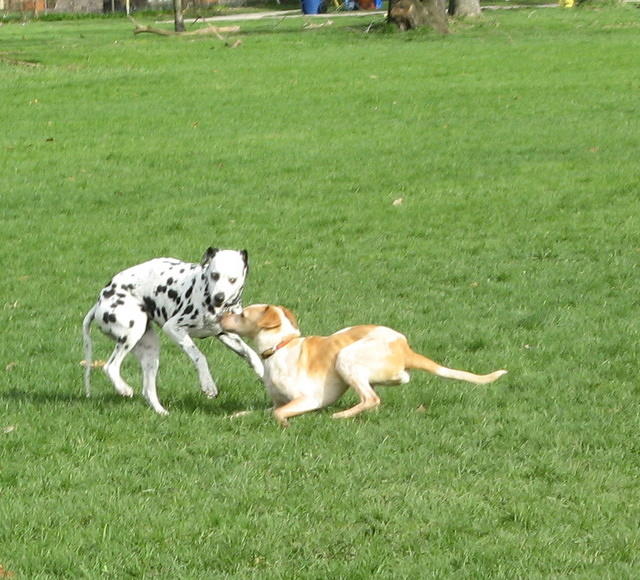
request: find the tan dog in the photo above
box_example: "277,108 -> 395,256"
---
221,305 -> 507,426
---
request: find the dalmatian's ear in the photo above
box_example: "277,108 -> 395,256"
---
201,247 -> 219,266
241,249 -> 249,273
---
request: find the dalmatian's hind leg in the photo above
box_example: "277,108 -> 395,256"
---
98,300 -> 149,399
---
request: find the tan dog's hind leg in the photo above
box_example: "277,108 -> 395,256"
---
331,366 -> 381,420
273,397 -> 325,427
331,394 -> 381,419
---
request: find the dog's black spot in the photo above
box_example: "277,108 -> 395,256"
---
180,269 -> 185,274
205,295 -> 211,306
185,285 -> 194,299
208,305 -> 216,314
129,320 -> 135,328
142,297 -> 157,315
103,312 -> 117,324
178,317 -> 184,324
155,285 -> 167,295
166,277 -> 174,286
121,283 -> 135,291
190,310 -> 199,320
161,307 -> 168,320
117,336 -> 127,344
168,289 -> 179,302
190,264 -> 196,270
183,304 -> 194,315
102,286 -> 116,299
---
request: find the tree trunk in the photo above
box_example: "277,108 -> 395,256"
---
449,0 -> 480,17
173,0 -> 185,33
388,0 -> 449,33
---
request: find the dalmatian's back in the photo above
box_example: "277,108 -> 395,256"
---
96,257 -> 212,330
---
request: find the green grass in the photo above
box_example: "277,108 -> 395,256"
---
1,7 -> 640,577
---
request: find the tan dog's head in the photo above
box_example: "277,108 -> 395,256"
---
220,304 -> 299,341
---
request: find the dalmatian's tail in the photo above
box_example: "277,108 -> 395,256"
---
82,305 -> 97,397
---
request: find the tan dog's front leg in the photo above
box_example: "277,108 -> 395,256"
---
273,396 -> 324,427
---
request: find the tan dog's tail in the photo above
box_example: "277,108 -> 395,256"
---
405,350 -> 507,385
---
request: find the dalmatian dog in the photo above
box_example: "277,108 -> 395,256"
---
82,247 -> 264,415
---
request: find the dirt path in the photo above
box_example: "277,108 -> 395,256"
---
177,4 -> 566,24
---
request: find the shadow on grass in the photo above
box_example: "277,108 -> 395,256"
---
2,387 -> 88,407
169,391 -> 268,416
1,387 -> 267,417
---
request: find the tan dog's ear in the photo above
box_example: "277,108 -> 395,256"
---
280,307 -> 298,329
259,306 -> 282,330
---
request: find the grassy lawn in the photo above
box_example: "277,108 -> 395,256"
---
1,6 -> 640,577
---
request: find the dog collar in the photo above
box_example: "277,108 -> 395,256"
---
261,335 -> 297,360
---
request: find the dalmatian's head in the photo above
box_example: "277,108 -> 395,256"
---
201,247 -> 249,314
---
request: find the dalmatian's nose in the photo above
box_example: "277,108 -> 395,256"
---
213,292 -> 225,307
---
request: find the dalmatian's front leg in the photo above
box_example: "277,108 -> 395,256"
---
162,319 -> 218,398
217,332 -> 264,379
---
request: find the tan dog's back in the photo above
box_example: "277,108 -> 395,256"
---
299,325 -> 379,378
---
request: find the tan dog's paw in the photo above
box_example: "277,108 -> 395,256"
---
273,411 -> 289,428
228,410 -> 253,419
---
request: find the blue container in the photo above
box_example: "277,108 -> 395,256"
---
301,0 -> 323,13
375,0 -> 382,7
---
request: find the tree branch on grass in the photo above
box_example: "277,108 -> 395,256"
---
129,17 -> 241,45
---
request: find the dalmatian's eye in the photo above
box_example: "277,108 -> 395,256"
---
229,277 -> 237,284
211,273 -> 220,281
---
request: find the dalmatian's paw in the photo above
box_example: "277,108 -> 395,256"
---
201,383 -> 219,399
